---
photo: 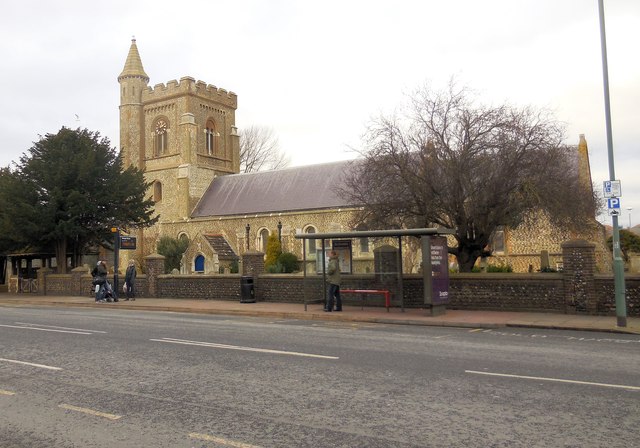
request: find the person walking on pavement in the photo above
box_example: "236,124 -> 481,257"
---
91,261 -> 108,303
124,260 -> 137,301
325,250 -> 342,312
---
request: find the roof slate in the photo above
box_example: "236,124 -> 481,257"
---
203,234 -> 238,260
192,159 -> 360,218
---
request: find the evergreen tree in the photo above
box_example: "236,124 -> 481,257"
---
265,233 -> 282,270
607,229 -> 640,263
0,127 -> 157,272
157,236 -> 190,273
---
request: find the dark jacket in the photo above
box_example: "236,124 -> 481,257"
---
92,264 -> 108,284
125,265 -> 137,285
327,255 -> 341,286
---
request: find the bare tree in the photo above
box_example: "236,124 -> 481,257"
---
239,125 -> 290,173
341,81 -> 598,272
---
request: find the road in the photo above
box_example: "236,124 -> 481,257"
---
0,306 -> 638,447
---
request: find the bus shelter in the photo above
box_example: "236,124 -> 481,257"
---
295,227 -> 455,314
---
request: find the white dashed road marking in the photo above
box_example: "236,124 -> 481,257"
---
189,433 -> 262,447
14,322 -> 107,333
475,329 -> 640,344
58,404 -> 122,420
465,370 -> 640,391
0,324 -> 92,335
151,337 -> 339,359
0,358 -> 62,371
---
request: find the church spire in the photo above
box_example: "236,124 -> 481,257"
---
118,37 -> 149,82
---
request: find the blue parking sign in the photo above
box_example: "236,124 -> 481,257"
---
607,198 -> 620,209
603,180 -> 621,198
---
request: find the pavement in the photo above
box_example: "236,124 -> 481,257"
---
0,293 -> 638,335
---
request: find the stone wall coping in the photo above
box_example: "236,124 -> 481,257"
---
450,273 -> 563,280
145,253 -> 166,260
260,273 -> 566,280
594,274 -> 640,280
259,273 -> 305,278
158,274 -> 239,279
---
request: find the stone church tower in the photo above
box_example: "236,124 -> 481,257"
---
118,39 -> 240,258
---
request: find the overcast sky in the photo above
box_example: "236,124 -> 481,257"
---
1,0 -> 638,226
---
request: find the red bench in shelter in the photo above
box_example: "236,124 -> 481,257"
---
340,289 -> 391,312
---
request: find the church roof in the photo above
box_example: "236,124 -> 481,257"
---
191,160 -> 360,218
203,234 -> 238,260
118,38 -> 149,81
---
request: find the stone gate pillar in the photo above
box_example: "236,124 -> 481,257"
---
241,251 -> 265,276
71,266 -> 87,296
561,240 -> 597,314
144,253 -> 165,298
36,267 -> 52,295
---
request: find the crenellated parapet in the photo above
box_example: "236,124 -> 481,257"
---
142,76 -> 237,108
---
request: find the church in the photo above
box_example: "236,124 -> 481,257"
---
118,39 -> 610,275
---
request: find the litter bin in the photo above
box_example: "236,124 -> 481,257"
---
240,276 -> 255,303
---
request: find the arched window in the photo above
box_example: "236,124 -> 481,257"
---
153,181 -> 162,202
154,119 -> 169,156
304,226 -> 317,255
259,228 -> 270,253
490,226 -> 506,254
194,255 -> 205,273
204,119 -> 218,155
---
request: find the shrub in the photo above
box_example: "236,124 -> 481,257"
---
157,236 -> 189,273
265,233 -> 282,270
277,252 -> 299,273
607,229 -> 640,262
486,262 -> 513,273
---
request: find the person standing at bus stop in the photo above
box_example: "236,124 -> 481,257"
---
124,260 -> 137,301
325,250 -> 342,312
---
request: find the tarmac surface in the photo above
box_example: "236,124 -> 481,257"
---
0,293 -> 638,335
0,293 -> 640,334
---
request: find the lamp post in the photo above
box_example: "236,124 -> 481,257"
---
245,224 -> 250,251
111,227 -> 120,299
627,207 -> 633,229
598,0 -> 626,327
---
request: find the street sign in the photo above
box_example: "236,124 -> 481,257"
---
606,197 -> 621,216
607,197 -> 621,210
603,180 -> 621,198
120,236 -> 137,250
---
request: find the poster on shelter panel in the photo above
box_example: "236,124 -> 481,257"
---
430,236 -> 449,305
315,240 -> 352,274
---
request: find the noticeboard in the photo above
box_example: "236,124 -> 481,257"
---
119,236 -> 137,250
315,240 -> 353,274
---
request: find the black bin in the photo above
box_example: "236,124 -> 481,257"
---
240,276 -> 255,303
